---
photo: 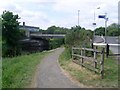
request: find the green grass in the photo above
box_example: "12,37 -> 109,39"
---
2,51 -> 50,88
59,48 -> 118,88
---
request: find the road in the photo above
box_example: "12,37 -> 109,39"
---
94,36 -> 119,54
34,48 -> 79,88
106,36 -> 119,54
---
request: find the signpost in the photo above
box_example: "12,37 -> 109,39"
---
98,13 -> 108,43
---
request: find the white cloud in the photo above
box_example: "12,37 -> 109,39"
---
0,0 -> 119,30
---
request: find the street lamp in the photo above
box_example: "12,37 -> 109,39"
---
78,10 -> 80,26
92,7 -> 100,42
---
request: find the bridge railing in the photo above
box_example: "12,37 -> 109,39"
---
30,33 -> 66,38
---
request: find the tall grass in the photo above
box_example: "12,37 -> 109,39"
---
2,51 -> 50,88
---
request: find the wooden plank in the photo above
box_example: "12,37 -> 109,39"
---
72,47 -> 101,53
72,54 -> 94,61
72,60 -> 99,73
82,48 -> 101,53
72,47 -> 81,50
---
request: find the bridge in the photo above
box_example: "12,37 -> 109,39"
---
30,33 -> 66,39
21,32 -> 66,52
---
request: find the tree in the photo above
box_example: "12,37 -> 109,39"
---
2,11 -> 22,57
107,23 -> 120,36
95,23 -> 120,36
95,27 -> 105,36
65,26 -> 92,48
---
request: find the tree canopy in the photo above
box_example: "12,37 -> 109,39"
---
95,23 -> 119,36
2,11 -> 22,57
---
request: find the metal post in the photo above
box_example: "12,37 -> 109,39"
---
93,7 -> 100,43
104,13 -> 108,43
105,18 -> 107,43
78,10 -> 80,26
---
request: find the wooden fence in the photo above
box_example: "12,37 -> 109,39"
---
72,47 -> 105,79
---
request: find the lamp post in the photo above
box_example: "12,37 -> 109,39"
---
92,7 -> 100,42
78,10 -> 80,26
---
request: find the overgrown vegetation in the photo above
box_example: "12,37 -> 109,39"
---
49,38 -> 64,49
2,51 -> 50,88
59,49 -> 118,87
2,11 -> 23,57
95,23 -> 120,36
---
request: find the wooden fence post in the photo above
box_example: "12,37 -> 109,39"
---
81,48 -> 84,66
83,48 -> 86,56
101,48 -> 105,79
72,47 -> 73,60
94,50 -> 97,69
91,43 -> 94,56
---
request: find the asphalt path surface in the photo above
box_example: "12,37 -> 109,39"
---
36,48 -> 79,88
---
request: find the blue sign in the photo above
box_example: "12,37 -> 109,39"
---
98,15 -> 106,19
92,23 -> 96,25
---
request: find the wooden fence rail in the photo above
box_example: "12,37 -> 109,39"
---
72,47 -> 105,79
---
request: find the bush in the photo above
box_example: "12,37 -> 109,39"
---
49,38 -> 64,49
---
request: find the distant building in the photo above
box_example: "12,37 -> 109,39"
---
19,22 -> 39,37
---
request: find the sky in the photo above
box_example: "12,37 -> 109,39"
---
0,0 -> 119,30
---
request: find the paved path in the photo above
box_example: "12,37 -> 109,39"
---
36,48 -> 79,88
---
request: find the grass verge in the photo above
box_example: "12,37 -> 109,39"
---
2,51 -> 50,88
59,48 -> 118,88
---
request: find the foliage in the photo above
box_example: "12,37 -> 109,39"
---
65,26 -> 93,48
2,51 -> 50,88
38,25 -> 93,50
2,11 -> 22,57
94,27 -> 105,36
59,48 -> 71,67
95,23 -> 119,36
40,25 -> 69,34
107,23 -> 120,36
49,38 -> 64,49
39,25 -> 68,50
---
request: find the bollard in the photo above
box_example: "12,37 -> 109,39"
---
106,44 -> 109,58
